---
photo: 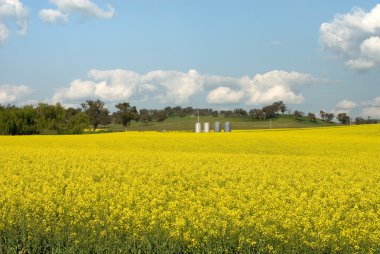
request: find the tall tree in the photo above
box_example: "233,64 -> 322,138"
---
262,105 -> 276,119
115,102 -> 139,131
279,102 -> 287,114
81,100 -> 109,132
320,110 -> 334,122
325,113 -> 334,122
153,110 -> 168,122
139,109 -> 153,124
234,108 -> 248,117
66,112 -> 90,134
35,103 -> 66,133
337,113 -> 350,125
249,108 -> 264,120
272,101 -> 284,114
293,110 -> 304,120
307,112 -> 316,122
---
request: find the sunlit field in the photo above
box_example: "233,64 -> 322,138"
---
0,125 -> 380,253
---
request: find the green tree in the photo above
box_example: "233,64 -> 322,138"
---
272,101 -> 286,114
234,108 -> 248,117
0,105 -> 39,135
325,113 -> 334,122
262,103 -> 279,119
249,108 -> 264,120
279,102 -> 287,114
293,110 -> 304,120
66,112 -> 90,134
319,110 -> 326,121
35,103 -> 66,134
81,100 -> 109,132
153,110 -> 168,122
211,110 -> 218,117
320,110 -> 334,122
115,102 -> 139,131
337,113 -> 350,125
307,112 -> 316,122
139,109 -> 153,124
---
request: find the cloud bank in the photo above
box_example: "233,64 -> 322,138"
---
0,0 -> 28,43
336,99 -> 357,110
320,4 -> 380,71
362,96 -> 380,118
0,84 -> 31,104
207,87 -> 244,104
333,97 -> 380,118
39,0 -> 115,24
52,69 -> 316,106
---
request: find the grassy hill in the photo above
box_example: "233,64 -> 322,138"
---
106,115 -> 337,132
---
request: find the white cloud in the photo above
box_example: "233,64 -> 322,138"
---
53,69 -> 204,105
0,22 -> 8,42
345,58 -> 376,70
336,99 -> 357,109
359,97 -> 380,118
52,79 -> 97,102
138,83 -> 157,93
330,100 -> 356,117
0,84 -> 31,104
53,69 -> 139,103
39,9 -> 68,24
242,70 -> 314,104
90,69 -> 140,100
331,97 -> 380,118
320,4 -> 380,71
363,96 -> 380,107
362,107 -> 380,118
360,36 -> 380,59
207,87 -> 244,104
145,69 -> 204,104
0,0 -> 28,43
39,0 -> 115,24
53,69 -> 316,107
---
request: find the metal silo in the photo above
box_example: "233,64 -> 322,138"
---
224,122 -> 231,132
214,121 -> 221,132
195,122 -> 201,133
204,122 -> 210,133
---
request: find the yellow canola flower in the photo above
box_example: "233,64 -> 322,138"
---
0,125 -> 379,253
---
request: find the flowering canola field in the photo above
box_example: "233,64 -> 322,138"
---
0,125 -> 380,253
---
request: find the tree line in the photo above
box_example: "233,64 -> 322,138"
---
0,101 -> 139,135
0,100 -> 377,135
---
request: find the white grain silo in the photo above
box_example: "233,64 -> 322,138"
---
214,122 -> 221,132
224,122 -> 231,132
195,122 -> 201,133
204,122 -> 210,133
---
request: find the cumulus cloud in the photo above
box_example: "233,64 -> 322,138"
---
207,87 -> 244,104
242,70 -> 314,105
52,69 -> 316,106
362,107 -> 380,118
0,84 -> 31,104
39,0 -> 115,24
336,99 -> 357,110
39,9 -> 68,24
53,69 -> 139,103
361,96 -> 380,118
53,69 -> 204,105
331,97 -> 380,118
145,69 -> 205,104
0,0 -> 28,43
0,22 -> 8,42
320,4 -> 380,71
363,96 -> 380,107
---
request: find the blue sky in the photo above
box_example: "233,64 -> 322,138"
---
1,0 -> 380,117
